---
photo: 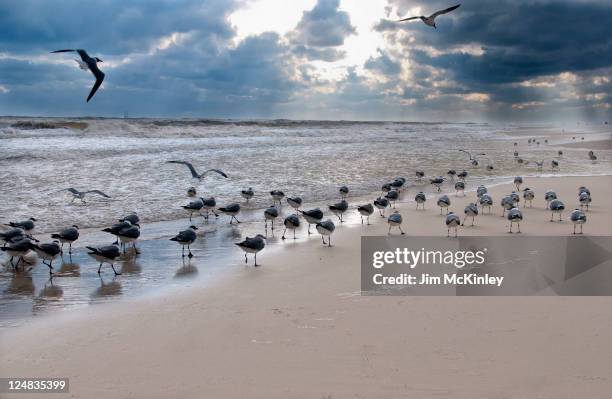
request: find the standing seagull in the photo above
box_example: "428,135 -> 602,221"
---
357,203 -> 374,225
374,197 -> 390,217
387,211 -> 405,235
397,4 -> 461,28
287,196 -> 303,214
523,188 -> 535,207
282,214 -> 300,240
549,199 -> 565,222
236,235 -> 266,266
51,225 -> 79,255
437,195 -> 451,215
316,219 -> 336,246
570,209 -> 587,234
7,218 -> 36,233
339,186 -> 349,199
166,161 -> 228,180
264,205 -> 279,232
270,190 -> 285,206
507,208 -> 523,233
30,241 -> 61,274
170,225 -> 198,258
462,203 -> 479,226
479,194 -> 493,214
87,245 -> 121,275
218,203 -> 241,224
51,49 -> 105,102
60,188 -> 110,203
300,208 -> 324,234
445,212 -> 461,237
329,200 -> 349,223
415,192 -> 427,210
241,188 -> 254,203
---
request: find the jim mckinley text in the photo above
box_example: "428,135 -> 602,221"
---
370,248 -> 504,287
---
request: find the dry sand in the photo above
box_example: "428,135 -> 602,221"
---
2,175 -> 612,398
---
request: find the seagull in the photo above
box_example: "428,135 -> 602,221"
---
415,170 -> 425,182
1,238 -> 34,270
299,208 -> 324,234
454,181 -> 465,197
170,225 -> 198,258
523,188 -> 535,207
30,240 -> 61,274
236,235 -> 266,266
166,161 -> 228,180
430,176 -> 445,192
87,244 -> 121,275
588,151 -> 597,162
339,186 -> 349,199
381,182 -> 392,194
241,188 -> 254,203
282,214 -> 300,240
270,190 -> 285,206
415,192 -> 426,210
218,203 -> 241,224
329,200 -> 349,223
397,4 -> 461,29
510,191 -> 520,207
182,197 -> 205,221
102,220 -> 133,245
437,195 -> 451,215
500,196 -> 514,217
570,209 -> 587,234
51,49 -> 105,102
385,190 -> 399,208
479,194 -> 493,214
447,169 -> 457,181
357,204 -> 374,225
391,178 -> 405,192
387,211 -> 405,235
60,187 -> 110,203
476,185 -> 487,198
445,212 -> 461,237
201,197 -> 219,222
287,196 -> 303,213
549,199 -> 565,222
7,218 -> 36,233
507,208 -> 523,233
51,225 -> 79,254
462,203 -> 478,226
315,219 -> 336,246
117,224 -> 140,254
264,205 -> 279,231
544,191 -> 557,209
551,159 -> 559,171
374,197 -> 390,217
187,187 -> 197,197
579,191 -> 591,211
513,177 -> 523,191
459,150 -> 485,167
0,228 -> 28,244
457,170 -> 468,181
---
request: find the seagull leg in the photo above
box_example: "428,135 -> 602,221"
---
282,228 -> 286,240
98,263 -> 103,274
399,226 -> 405,235
322,236 -> 326,245
111,264 -> 121,275
293,229 -> 296,240
308,225 -> 311,235
517,223 -> 521,233
367,216 -> 370,225
182,246 -> 185,258
388,225 -> 392,235
254,253 -> 260,267
328,236 -> 332,247
188,245 -> 193,258
245,253 -> 248,264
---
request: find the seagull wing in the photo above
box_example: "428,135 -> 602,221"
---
430,4 -> 461,19
60,187 -> 80,195
85,190 -> 111,198
397,16 -> 421,22
459,149 -> 472,159
86,63 -> 105,102
166,161 -> 200,178
203,169 -> 228,178
51,49 -> 77,54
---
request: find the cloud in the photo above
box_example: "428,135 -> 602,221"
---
289,0 -> 356,61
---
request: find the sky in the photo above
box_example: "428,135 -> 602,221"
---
1,0 -> 611,122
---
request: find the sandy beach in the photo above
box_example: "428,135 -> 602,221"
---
2,174 -> 612,398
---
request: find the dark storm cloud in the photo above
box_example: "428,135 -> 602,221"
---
375,0 -> 612,114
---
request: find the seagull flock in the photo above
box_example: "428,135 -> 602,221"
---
1,137 -> 595,278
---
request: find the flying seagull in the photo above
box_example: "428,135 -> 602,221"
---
166,161 -> 228,180
51,49 -> 105,102
398,4 -> 460,28
60,187 -> 110,203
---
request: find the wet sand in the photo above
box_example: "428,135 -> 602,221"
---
1,175 -> 612,398
560,139 -> 612,150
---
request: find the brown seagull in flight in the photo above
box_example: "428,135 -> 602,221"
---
398,4 -> 460,29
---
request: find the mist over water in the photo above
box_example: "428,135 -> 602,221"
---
2,117 -> 608,234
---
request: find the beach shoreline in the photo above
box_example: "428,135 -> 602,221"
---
2,174 -> 612,398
